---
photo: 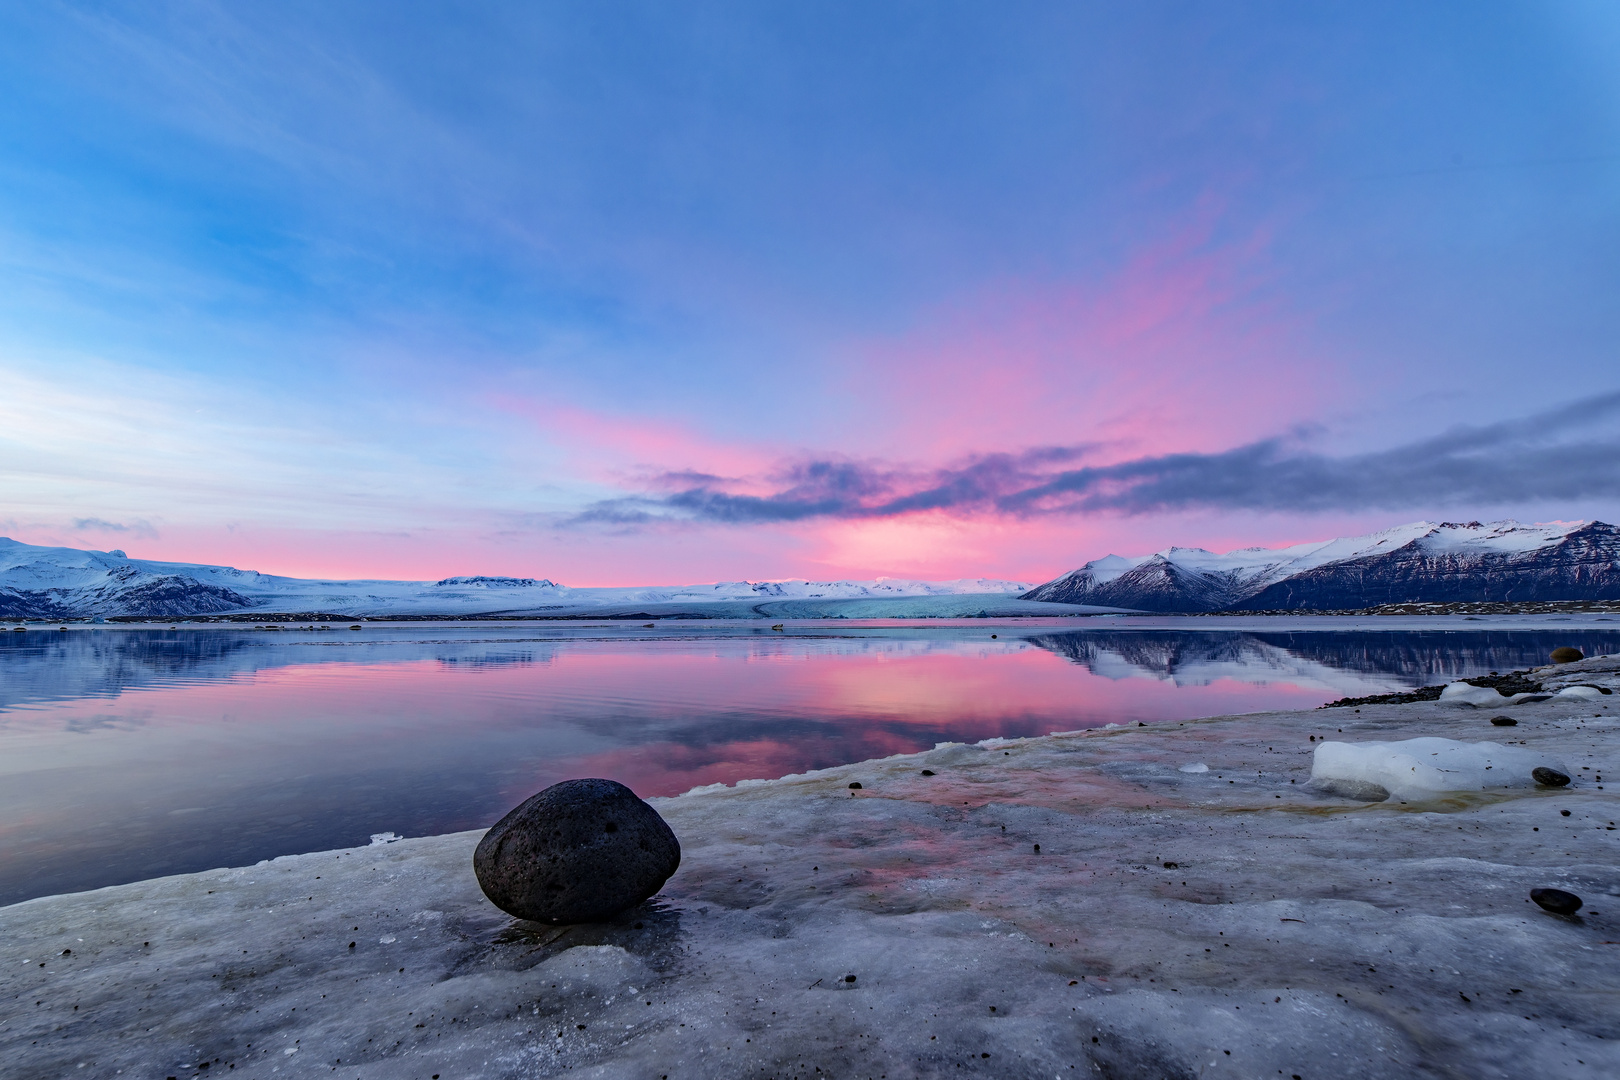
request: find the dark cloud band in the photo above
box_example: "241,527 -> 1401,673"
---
567,391 -> 1620,527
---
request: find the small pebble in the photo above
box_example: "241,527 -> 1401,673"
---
848,782 -> 862,789
1560,809 -> 1571,817
1532,767 -> 1571,787
1489,715 -> 1517,727
1163,861 -> 1178,869
920,769 -> 935,776
1530,888 -> 1583,916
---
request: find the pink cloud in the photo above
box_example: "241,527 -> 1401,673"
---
827,214 -> 1326,466
5,209 -> 1388,586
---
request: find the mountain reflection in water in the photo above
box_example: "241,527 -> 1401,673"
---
1024,628 -> 1620,687
1,621 -> 1615,905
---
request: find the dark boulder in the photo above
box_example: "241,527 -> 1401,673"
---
1550,646 -> 1584,664
474,779 -> 680,924
1530,888 -> 1582,916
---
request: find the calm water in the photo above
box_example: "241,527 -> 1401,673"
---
2,618 -> 1617,905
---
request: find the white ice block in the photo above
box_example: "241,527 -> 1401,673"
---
1311,737 -> 1569,801
1437,682 -> 1508,707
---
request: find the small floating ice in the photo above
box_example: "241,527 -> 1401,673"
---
1178,763 -> 1210,773
1311,737 -> 1570,801
369,832 -> 403,845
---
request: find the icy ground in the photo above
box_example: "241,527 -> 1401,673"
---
3,659 -> 1619,1079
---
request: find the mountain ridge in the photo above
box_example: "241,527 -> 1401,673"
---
9,519 -> 1617,619
1021,520 -> 1620,612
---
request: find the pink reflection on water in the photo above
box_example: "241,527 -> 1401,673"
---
11,639 -> 1332,798
0,633 -> 1336,904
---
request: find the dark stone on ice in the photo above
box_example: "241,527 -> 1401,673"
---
474,778 -> 680,924
1310,776 -> 1391,802
1550,646 -> 1584,664
1530,888 -> 1583,916
1533,767 -> 1571,787
848,782 -> 862,789
1490,715 -> 1517,726
920,769 -> 935,776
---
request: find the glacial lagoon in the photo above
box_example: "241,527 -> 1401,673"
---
2,616 -> 1617,905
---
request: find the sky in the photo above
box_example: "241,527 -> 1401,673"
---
1,1 -> 1618,584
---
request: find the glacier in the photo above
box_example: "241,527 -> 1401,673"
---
0,537 -> 1073,619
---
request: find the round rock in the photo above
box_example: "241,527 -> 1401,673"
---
1532,766 -> 1571,787
1550,646 -> 1584,664
1530,888 -> 1583,916
473,778 -> 680,924
1489,715 -> 1517,727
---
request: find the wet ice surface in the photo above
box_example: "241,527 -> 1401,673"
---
3,657 -> 1618,1079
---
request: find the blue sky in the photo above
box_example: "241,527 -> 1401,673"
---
1,2 -> 1617,581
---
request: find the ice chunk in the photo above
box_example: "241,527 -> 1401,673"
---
1557,685 -> 1605,701
532,944 -> 651,993
369,831 -> 402,845
1437,682 -> 1505,707
1311,737 -> 1569,801
1178,762 -> 1210,773
922,742 -> 985,767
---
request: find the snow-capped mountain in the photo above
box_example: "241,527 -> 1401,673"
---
0,538 -> 1035,618
1022,520 -> 1620,612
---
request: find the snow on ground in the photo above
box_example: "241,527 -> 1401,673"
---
3,657 -> 1618,1079
1,536 -> 1052,618
231,576 -> 1048,617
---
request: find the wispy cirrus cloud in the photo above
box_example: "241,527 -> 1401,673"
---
72,517 -> 159,538
567,391 -> 1620,527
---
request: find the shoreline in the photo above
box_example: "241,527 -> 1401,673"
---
3,657 -> 1617,1078
7,597 -> 1620,628
11,609 -> 1620,632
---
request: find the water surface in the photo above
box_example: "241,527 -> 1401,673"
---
2,617 -> 1615,905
